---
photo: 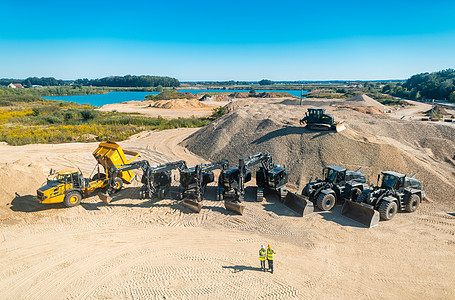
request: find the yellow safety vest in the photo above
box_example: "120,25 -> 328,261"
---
267,248 -> 274,260
259,249 -> 266,261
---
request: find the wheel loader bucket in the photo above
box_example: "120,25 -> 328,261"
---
341,200 -> 379,228
335,121 -> 346,133
98,192 -> 112,205
224,200 -> 245,215
183,199 -> 202,213
283,191 -> 314,216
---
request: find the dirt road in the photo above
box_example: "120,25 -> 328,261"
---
0,129 -> 454,299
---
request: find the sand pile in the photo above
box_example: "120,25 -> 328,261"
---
425,105 -> 449,117
200,94 -> 230,102
345,94 -> 386,112
182,103 -> 455,204
333,104 -> 384,115
149,99 -> 210,109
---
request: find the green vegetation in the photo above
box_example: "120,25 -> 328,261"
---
382,69 -> 455,102
258,79 -> 274,85
0,95 -> 216,146
75,75 -> 179,88
145,91 -> 195,101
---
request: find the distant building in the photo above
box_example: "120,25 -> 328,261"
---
32,85 -> 43,88
8,83 -> 24,88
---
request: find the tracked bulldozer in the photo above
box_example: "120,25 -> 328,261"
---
342,171 -> 425,227
36,142 -> 139,207
300,107 -> 346,132
177,160 -> 229,213
99,160 -> 187,204
218,153 -> 287,215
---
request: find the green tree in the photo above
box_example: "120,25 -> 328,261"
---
449,91 -> 455,103
258,79 -> 273,85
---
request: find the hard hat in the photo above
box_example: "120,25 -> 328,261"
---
268,244 -> 271,248
261,245 -> 265,249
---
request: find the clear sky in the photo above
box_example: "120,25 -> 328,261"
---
1,0 -> 454,81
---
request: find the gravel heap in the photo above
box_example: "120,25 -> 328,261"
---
148,99 -> 210,109
182,102 -> 455,204
344,94 -> 386,112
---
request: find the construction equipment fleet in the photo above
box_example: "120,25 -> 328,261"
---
36,142 -> 139,207
218,153 -> 288,215
342,171 -> 425,227
300,107 -> 346,132
177,160 -> 229,212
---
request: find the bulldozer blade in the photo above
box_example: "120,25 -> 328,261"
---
341,200 -> 379,228
98,192 -> 112,205
283,191 -> 314,216
335,121 -> 346,133
183,199 -> 202,213
224,200 -> 245,215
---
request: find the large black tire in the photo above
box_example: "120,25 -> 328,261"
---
63,191 -> 82,207
405,194 -> 420,212
113,177 -> 123,193
316,193 -> 336,211
158,188 -> 165,199
379,201 -> 398,220
350,188 -> 362,201
92,173 -> 106,181
356,191 -> 368,203
302,185 -> 310,196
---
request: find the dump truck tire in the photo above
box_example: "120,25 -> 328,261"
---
405,194 -> 420,212
64,191 -> 82,207
379,201 -> 397,220
351,188 -> 361,201
113,177 -> 123,192
317,193 -> 336,211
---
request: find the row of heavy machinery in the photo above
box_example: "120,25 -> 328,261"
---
36,141 -> 425,227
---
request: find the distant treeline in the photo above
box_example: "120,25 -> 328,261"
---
75,75 -> 179,87
0,75 -> 180,88
382,69 -> 455,102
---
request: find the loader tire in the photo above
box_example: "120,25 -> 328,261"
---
316,193 -> 336,211
356,191 -> 368,203
217,193 -> 223,201
113,177 -> 123,193
350,188 -> 362,201
405,194 -> 420,212
64,191 -> 82,207
158,188 -> 165,199
302,185 -> 310,196
379,201 -> 397,220
177,192 -> 183,200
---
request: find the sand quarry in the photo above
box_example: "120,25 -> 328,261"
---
1,95 -> 455,299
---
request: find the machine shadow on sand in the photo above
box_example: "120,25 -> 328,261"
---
222,265 -> 263,273
10,194 -> 66,212
252,126 -> 331,144
319,206 -> 367,228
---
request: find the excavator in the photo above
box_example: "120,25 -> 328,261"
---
177,160 -> 229,213
300,107 -> 346,132
99,160 -> 187,204
218,153 -> 288,215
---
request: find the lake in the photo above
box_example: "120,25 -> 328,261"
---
43,89 -> 307,106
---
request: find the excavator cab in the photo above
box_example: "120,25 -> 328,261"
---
220,167 -> 252,189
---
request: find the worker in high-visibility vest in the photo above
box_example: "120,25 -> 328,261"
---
259,245 -> 266,272
267,244 -> 276,273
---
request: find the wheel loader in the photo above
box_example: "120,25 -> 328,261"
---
36,142 -> 139,207
218,153 -> 287,215
99,160 -> 187,204
342,171 -> 425,227
177,160 -> 229,213
300,107 -> 346,132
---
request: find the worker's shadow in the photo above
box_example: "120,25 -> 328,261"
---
222,265 -> 263,273
9,194 -> 65,212
252,126 -> 331,144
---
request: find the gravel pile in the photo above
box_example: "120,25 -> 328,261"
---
182,102 -> 455,204
148,99 -> 210,109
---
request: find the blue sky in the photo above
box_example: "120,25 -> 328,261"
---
1,0 -> 454,80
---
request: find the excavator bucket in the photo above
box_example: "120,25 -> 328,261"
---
98,192 -> 112,205
283,191 -> 314,216
341,200 -> 379,228
224,200 -> 245,215
335,121 -> 346,133
183,199 -> 202,213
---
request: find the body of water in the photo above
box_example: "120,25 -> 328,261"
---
43,89 -> 307,106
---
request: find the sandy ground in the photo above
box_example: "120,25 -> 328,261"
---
97,100 -> 228,119
0,125 -> 454,299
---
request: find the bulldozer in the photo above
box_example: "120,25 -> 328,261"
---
36,142 -> 139,207
300,107 -> 346,132
177,160 -> 229,213
342,171 -> 425,227
218,153 -> 288,215
99,160 -> 187,204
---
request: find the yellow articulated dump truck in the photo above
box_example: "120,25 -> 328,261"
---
36,142 -> 139,207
